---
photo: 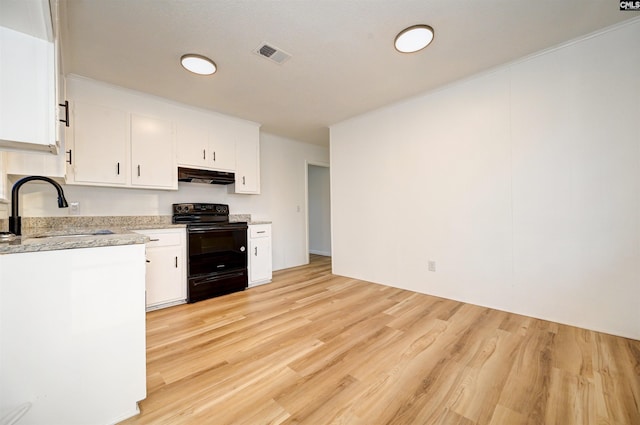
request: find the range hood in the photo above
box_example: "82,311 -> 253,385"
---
178,167 -> 235,185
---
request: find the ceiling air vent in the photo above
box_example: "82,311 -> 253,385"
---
254,42 -> 292,65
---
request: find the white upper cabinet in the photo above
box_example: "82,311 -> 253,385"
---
4,0 -> 68,177
230,124 -> 261,194
131,114 -> 175,188
0,0 -> 60,154
65,75 -> 259,192
0,25 -> 56,153
70,101 -> 128,185
65,76 -> 177,190
175,111 -> 260,188
177,120 -> 235,172
209,128 -> 235,171
176,122 -> 209,168
0,151 -> 8,203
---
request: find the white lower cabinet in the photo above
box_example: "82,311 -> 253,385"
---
135,228 -> 187,310
248,224 -> 272,286
0,244 -> 147,425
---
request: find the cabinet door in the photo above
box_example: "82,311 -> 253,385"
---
0,26 -> 55,152
249,237 -> 272,284
130,114 -> 176,189
6,148 -> 65,178
0,244 -> 146,425
4,26 -> 66,177
176,122 -> 208,168
145,245 -> 185,307
209,133 -> 235,171
0,152 -> 8,203
71,101 -> 128,185
231,125 -> 260,194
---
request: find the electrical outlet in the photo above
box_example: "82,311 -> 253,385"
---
69,202 -> 80,216
428,260 -> 436,272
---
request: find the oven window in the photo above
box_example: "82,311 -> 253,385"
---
188,228 -> 247,276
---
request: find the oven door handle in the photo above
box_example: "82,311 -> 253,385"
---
188,225 -> 248,233
192,271 -> 245,286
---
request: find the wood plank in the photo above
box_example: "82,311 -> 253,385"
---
119,255 -> 640,425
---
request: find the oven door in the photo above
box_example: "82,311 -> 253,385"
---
188,269 -> 248,303
187,224 -> 248,277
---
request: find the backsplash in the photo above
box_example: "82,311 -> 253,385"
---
1,214 -> 255,233
229,214 -> 251,223
12,216 -> 173,233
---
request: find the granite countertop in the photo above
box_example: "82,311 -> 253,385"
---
0,216 -> 186,255
0,228 -> 149,255
0,214 -> 266,255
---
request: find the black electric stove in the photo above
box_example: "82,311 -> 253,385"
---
173,203 -> 248,303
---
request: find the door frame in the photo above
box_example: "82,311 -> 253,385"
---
304,160 -> 330,264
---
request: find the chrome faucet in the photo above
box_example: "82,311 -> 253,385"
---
9,176 -> 69,236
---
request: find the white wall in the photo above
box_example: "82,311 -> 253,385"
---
308,164 -> 331,256
330,19 -> 640,339
10,132 -> 329,271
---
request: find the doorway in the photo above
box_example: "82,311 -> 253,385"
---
306,162 -> 331,263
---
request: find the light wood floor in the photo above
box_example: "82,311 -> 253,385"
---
120,255 -> 640,425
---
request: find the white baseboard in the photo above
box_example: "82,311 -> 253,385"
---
309,250 -> 331,256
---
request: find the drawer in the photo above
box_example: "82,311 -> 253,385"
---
135,229 -> 183,247
249,224 -> 271,238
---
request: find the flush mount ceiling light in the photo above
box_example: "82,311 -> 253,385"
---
394,25 -> 434,53
180,54 -> 217,75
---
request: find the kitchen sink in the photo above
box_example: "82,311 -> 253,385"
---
31,230 -> 115,239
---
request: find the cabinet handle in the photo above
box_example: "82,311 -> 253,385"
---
149,238 -> 160,242
66,149 -> 72,165
257,231 -> 266,234
242,176 -> 246,185
175,256 -> 178,268
254,246 -> 258,256
117,162 -> 120,175
137,165 -> 141,177
203,149 -> 206,160
146,259 -> 150,263
213,151 -> 216,161
59,100 -> 69,127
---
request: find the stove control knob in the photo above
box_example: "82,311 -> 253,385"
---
240,246 -> 245,252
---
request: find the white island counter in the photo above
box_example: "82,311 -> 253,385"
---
0,239 -> 147,424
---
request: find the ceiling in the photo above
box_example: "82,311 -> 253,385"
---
57,1 -> 639,147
